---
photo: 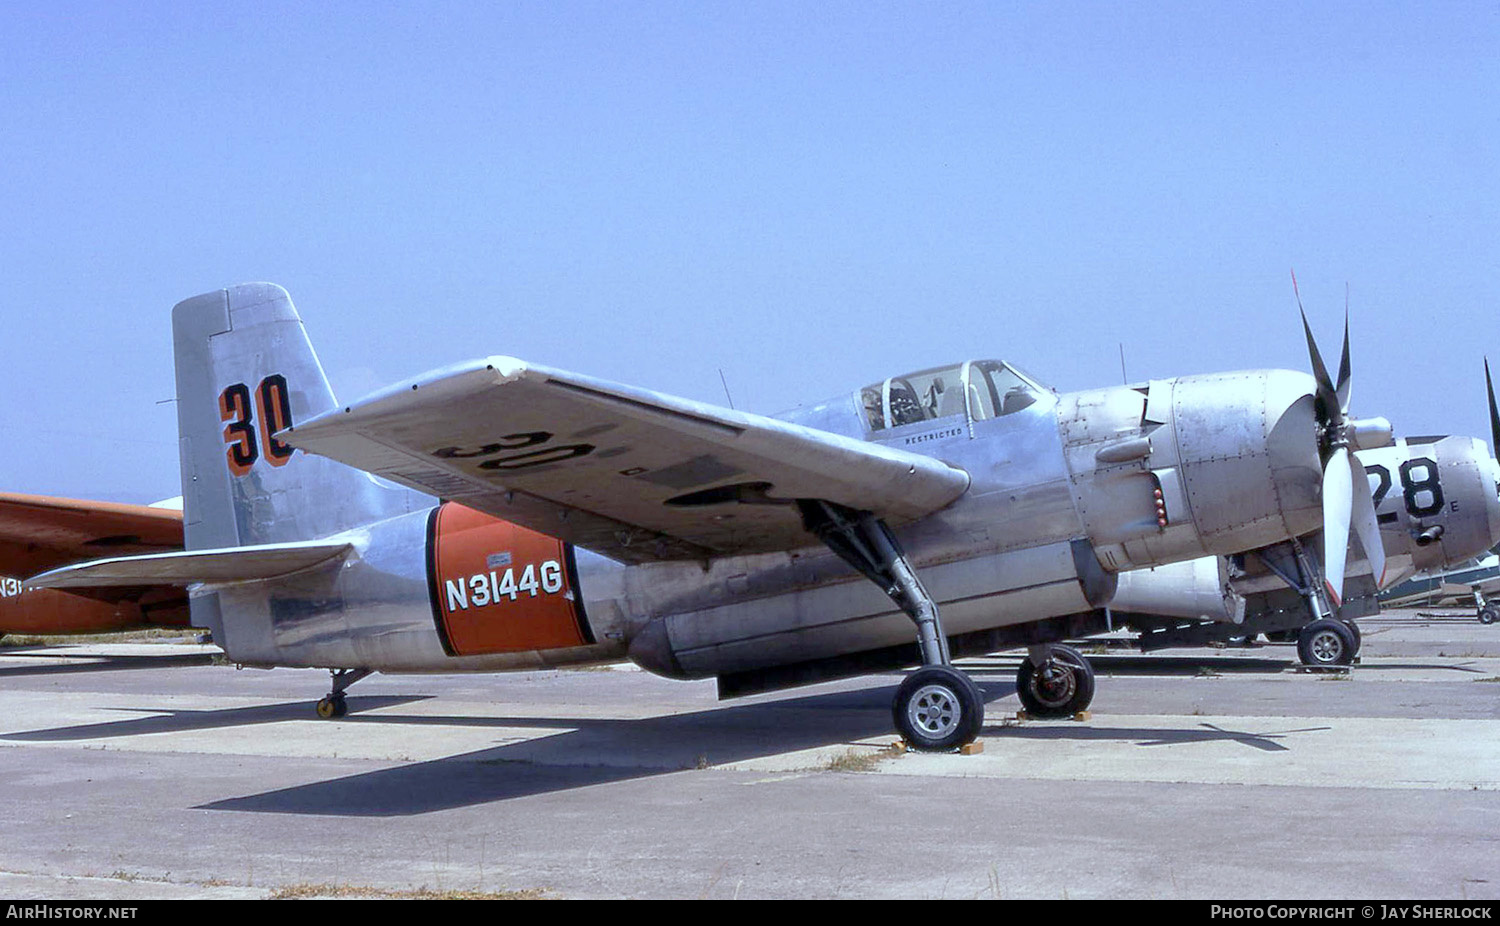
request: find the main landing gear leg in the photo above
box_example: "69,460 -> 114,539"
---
316,668 -> 372,718
799,501 -> 983,751
1254,539 -> 1358,667
1475,588 -> 1498,625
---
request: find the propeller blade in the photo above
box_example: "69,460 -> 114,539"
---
1486,357 -> 1500,455
1348,450 -> 1386,589
1298,300 -> 1340,424
1334,295 -> 1351,413
1322,446 -> 1353,608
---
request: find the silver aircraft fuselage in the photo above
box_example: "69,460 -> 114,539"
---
198,363 -> 1336,687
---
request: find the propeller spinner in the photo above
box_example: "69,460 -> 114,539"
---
1293,274 -> 1391,607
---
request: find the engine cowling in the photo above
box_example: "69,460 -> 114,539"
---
1064,370 -> 1324,572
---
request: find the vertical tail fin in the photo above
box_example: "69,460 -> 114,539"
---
173,283 -> 419,550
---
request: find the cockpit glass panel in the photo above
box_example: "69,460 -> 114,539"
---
860,361 -> 1047,432
860,364 -> 966,431
860,385 -> 885,431
967,360 -> 1040,422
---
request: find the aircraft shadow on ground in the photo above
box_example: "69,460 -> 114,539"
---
0,674 -> 1002,816
1085,655 -> 1294,675
0,696 -> 431,740
195,686 -> 1328,816
1343,660 -> 1490,674
989,720 -> 1333,752
2,661 -> 1348,817
196,680 -> 1024,817
0,653 -> 218,677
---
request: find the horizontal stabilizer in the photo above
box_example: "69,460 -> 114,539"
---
24,540 -> 353,590
278,357 -> 971,563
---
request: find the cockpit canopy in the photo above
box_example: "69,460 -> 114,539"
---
860,360 -> 1048,432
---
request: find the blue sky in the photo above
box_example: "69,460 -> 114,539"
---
1,2 -> 1495,501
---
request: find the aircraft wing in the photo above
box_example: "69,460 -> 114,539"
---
0,492 -> 184,576
280,357 -> 970,564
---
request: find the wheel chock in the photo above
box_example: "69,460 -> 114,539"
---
1010,710 -> 1089,722
959,742 -> 984,756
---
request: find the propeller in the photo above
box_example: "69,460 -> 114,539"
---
1293,273 -> 1387,607
1486,357 -> 1500,456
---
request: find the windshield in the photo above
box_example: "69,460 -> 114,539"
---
965,360 -> 1040,421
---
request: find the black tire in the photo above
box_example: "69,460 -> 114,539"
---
1342,620 -> 1362,654
1479,606 -> 1498,625
892,666 -> 985,751
1016,645 -> 1096,718
316,694 -> 348,719
1297,619 -> 1356,667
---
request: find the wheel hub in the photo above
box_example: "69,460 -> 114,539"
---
1033,663 -> 1077,706
1310,630 -> 1344,663
907,684 -> 961,737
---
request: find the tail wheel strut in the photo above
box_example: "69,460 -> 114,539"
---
316,667 -> 372,719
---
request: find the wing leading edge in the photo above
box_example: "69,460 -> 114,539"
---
280,357 -> 970,563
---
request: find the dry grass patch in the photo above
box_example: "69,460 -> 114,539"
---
824,742 -> 905,772
269,882 -> 551,900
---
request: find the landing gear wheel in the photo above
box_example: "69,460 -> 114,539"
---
1297,619 -> 1356,667
1016,645 -> 1096,718
1479,606 -> 1498,625
893,666 -> 984,751
315,694 -> 347,719
1342,620 -> 1362,654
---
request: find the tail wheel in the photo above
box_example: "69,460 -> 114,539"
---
1016,645 -> 1096,718
893,666 -> 984,751
1297,619 -> 1356,666
315,695 -> 347,719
